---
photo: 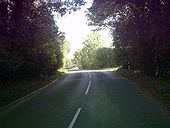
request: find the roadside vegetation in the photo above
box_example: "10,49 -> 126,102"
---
0,0 -> 170,110
0,71 -> 66,107
0,0 -> 84,107
87,0 -> 170,77
74,0 -> 170,110
73,33 -> 118,69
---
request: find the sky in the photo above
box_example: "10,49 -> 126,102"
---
56,0 -> 112,59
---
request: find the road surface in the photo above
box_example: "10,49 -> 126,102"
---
0,70 -> 170,128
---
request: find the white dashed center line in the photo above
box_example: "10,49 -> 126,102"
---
68,72 -> 92,128
88,72 -> 92,79
68,108 -> 82,128
85,81 -> 91,95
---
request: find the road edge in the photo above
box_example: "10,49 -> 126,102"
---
0,78 -> 58,113
115,71 -> 170,116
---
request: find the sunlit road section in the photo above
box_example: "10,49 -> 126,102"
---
0,70 -> 170,128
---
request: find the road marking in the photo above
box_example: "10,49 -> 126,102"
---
88,72 -> 91,79
68,108 -> 82,128
85,81 -> 91,95
0,79 -> 58,113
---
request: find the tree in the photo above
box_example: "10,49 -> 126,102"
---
73,33 -> 103,69
88,0 -> 170,76
95,47 -> 117,68
60,40 -> 70,68
0,0 -> 86,80
73,33 -> 117,69
73,49 -> 83,69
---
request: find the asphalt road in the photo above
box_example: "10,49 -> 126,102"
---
0,70 -> 170,128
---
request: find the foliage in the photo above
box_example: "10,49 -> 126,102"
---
0,0 -> 85,81
65,59 -> 75,69
60,40 -> 70,68
73,33 -> 116,69
73,33 -> 102,69
88,0 -> 170,76
95,47 -> 117,68
0,71 -> 66,107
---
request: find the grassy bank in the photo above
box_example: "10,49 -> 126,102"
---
116,68 -> 170,110
0,71 -> 66,108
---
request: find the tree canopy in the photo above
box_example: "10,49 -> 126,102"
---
73,33 -> 116,69
88,0 -> 170,76
0,0 -> 85,80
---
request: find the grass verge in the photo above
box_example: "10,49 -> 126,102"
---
116,68 -> 170,110
0,71 -> 66,108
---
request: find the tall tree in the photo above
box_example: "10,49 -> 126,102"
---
88,0 -> 170,75
95,47 -> 117,68
73,33 -> 117,69
0,0 -> 85,80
